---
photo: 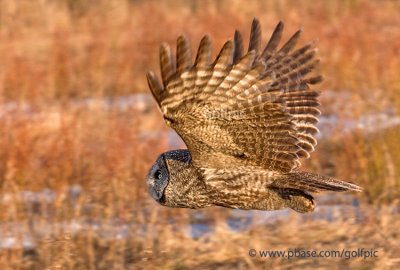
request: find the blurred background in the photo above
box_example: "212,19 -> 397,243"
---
0,0 -> 399,269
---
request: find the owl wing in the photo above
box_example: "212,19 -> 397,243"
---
147,18 -> 321,173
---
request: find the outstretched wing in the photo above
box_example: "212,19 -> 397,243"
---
147,18 -> 322,173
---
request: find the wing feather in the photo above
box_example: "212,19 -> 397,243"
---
248,18 -> 262,53
233,30 -> 244,64
148,19 -> 323,173
260,21 -> 284,60
159,43 -> 175,88
146,71 -> 163,106
278,29 -> 302,55
200,41 -> 234,97
176,35 -> 192,74
194,35 -> 212,68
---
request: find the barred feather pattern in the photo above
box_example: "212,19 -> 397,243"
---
147,18 -> 322,173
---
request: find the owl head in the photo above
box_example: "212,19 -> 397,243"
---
146,149 -> 193,206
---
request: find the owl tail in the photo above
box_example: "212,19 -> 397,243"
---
272,171 -> 363,193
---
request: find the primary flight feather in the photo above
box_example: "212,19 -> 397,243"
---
146,18 -> 362,213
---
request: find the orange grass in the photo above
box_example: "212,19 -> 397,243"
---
0,204 -> 399,269
1,0 -> 400,103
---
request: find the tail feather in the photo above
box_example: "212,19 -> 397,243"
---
271,171 -> 363,193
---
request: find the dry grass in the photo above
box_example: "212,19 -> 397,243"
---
0,200 -> 399,269
1,0 -> 400,102
1,0 -> 400,269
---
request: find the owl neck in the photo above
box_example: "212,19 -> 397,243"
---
166,167 -> 211,209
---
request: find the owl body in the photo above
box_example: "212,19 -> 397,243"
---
148,150 -> 316,213
146,19 -> 362,213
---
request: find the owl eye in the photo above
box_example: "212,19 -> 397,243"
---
154,169 -> 163,180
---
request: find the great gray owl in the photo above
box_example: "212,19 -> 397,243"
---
146,18 -> 362,213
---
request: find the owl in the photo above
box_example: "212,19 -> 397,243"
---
146,19 -> 362,213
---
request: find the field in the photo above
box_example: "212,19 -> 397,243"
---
0,0 -> 400,269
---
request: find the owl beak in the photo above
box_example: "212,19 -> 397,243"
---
147,174 -> 166,203
147,177 -> 157,196
147,178 -> 155,187
147,177 -> 161,202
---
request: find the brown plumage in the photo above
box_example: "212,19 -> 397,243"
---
146,18 -> 362,213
